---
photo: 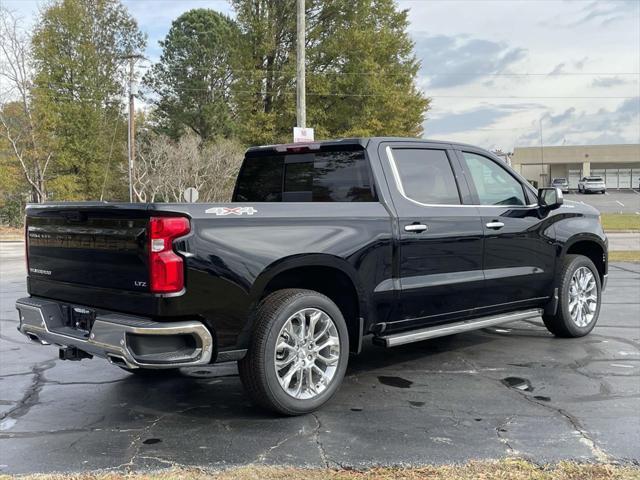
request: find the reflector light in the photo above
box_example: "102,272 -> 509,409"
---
148,217 -> 190,293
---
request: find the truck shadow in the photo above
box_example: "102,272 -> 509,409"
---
110,319 -> 551,420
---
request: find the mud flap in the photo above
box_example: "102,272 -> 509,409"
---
543,288 -> 559,316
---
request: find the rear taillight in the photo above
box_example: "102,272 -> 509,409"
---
148,216 -> 190,293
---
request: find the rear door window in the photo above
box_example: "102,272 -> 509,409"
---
390,148 -> 461,205
233,148 -> 376,202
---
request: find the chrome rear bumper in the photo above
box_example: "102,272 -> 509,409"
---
16,297 -> 213,369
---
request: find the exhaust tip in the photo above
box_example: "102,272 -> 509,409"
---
26,332 -> 41,343
107,355 -> 128,367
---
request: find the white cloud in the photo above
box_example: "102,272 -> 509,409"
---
401,0 -> 639,149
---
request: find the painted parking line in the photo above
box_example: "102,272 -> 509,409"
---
616,200 -> 625,207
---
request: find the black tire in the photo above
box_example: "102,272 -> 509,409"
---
238,289 -> 349,416
542,254 -> 601,338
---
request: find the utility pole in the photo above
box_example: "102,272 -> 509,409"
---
121,54 -> 144,202
296,0 -> 306,128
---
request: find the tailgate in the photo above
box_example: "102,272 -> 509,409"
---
26,205 -> 151,292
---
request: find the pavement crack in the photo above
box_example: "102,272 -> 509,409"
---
0,358 -> 56,422
117,413 -> 168,471
311,413 -> 330,468
495,415 -> 520,456
521,394 -> 611,463
115,404 -> 204,472
459,355 -> 612,463
255,423 -> 307,464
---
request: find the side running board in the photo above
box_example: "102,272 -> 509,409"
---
373,309 -> 542,347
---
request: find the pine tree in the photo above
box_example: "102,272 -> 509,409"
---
143,9 -> 240,142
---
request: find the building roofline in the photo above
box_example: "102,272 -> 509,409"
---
514,143 -> 640,151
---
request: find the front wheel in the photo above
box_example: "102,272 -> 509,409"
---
543,255 -> 601,337
238,289 -> 349,415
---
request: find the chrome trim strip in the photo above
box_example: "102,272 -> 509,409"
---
16,297 -> 213,369
385,145 -> 538,209
400,270 -> 484,290
376,309 -> 542,347
483,266 -> 544,280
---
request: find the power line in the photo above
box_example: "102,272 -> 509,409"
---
137,64 -> 640,77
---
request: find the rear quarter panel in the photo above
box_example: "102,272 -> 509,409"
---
153,202 -> 393,350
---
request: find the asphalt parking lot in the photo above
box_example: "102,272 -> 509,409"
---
564,190 -> 640,214
1,242 -> 639,474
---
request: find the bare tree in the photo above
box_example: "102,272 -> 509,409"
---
0,8 -> 53,203
133,132 -> 244,203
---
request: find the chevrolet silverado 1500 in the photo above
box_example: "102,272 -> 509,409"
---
16,138 -> 608,414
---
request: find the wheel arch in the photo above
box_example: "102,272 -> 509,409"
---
563,235 -> 607,282
244,254 -> 367,354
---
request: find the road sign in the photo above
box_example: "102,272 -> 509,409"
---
293,127 -> 314,143
183,187 -> 199,203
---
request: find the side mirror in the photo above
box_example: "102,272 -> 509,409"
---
538,187 -> 563,209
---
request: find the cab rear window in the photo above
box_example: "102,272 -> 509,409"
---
233,148 -> 377,202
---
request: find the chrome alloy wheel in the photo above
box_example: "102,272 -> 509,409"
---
274,308 -> 340,400
568,266 -> 598,327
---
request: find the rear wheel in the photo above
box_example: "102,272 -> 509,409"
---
238,289 -> 349,415
543,255 -> 601,337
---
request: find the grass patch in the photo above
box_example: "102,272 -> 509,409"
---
601,214 -> 640,232
1,461 -> 639,480
609,251 -> 640,263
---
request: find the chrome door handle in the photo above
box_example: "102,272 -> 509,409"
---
404,224 -> 428,233
486,221 -> 504,229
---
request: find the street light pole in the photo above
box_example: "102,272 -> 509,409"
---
296,0 -> 306,128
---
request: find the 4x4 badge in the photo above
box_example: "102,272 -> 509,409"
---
205,206 -> 257,216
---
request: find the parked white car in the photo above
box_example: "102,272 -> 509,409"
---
578,176 -> 606,194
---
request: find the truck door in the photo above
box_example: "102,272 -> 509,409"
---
378,142 -> 485,332
455,149 -> 556,313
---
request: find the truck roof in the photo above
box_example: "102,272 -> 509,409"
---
246,137 -> 479,153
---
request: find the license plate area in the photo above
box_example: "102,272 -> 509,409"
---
62,305 -> 96,335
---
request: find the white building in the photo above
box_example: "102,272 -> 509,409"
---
511,144 -> 640,189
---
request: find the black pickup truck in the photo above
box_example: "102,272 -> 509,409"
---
17,137 -> 608,415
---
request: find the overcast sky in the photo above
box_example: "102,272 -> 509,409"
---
5,0 -> 640,151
